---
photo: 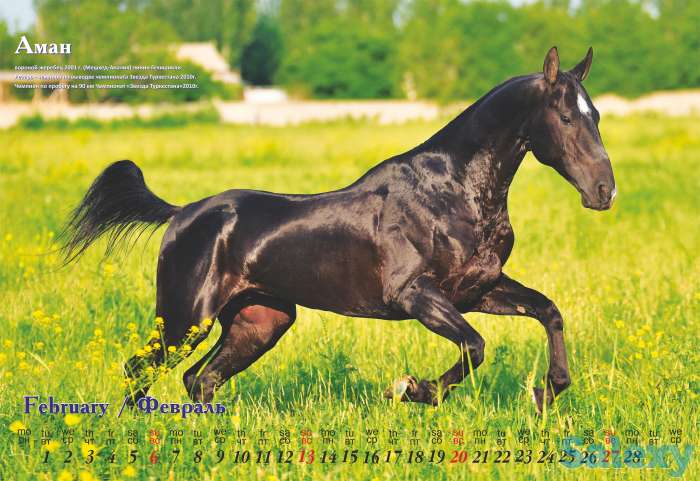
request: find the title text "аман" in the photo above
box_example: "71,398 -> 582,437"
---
15,35 -> 71,55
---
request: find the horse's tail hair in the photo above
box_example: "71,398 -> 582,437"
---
60,160 -> 181,264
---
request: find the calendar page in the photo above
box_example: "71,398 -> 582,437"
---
1,1 -> 698,480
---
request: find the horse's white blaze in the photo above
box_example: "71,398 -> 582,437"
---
577,94 -> 591,115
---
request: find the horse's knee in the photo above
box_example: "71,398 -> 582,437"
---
538,300 -> 563,331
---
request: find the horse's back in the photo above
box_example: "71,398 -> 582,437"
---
165,187 -> 400,318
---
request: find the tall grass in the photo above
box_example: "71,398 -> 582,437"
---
0,114 -> 698,480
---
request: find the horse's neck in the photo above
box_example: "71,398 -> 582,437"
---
462,138 -> 528,218
422,77 -> 537,216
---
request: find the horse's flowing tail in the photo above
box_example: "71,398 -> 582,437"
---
60,160 -> 180,263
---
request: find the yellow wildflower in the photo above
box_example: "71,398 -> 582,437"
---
94,329 -> 103,337
149,330 -> 159,339
57,471 -> 73,481
651,351 -> 659,358
64,414 -> 81,426
152,342 -> 161,351
122,466 -> 137,477
189,326 -> 200,334
155,317 -> 164,327
34,341 -> 44,350
614,320 -> 624,329
127,322 -> 137,331
46,440 -> 61,452
17,351 -> 26,360
3,339 -> 12,348
9,420 -> 26,433
135,349 -> 146,357
81,442 -> 101,458
181,345 -> 192,353
167,346 -> 176,353
79,471 -> 97,481
201,318 -> 213,328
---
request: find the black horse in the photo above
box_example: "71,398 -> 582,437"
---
62,47 -> 615,412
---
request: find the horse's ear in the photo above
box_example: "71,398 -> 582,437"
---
543,46 -> 559,85
570,47 -> 593,81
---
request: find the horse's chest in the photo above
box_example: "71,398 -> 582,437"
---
435,220 -> 513,304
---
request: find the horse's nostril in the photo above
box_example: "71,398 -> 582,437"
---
597,182 -> 611,201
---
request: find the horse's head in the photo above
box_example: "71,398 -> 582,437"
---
529,47 -> 616,210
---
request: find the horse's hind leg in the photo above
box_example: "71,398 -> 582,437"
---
183,295 -> 296,403
123,222 -> 233,406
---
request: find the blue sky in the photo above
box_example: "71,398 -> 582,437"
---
0,0 -> 34,32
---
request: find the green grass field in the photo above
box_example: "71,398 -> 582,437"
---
1,114 -> 699,480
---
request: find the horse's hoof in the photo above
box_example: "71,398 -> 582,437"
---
384,375 -> 440,406
531,387 -> 555,415
384,375 -> 417,400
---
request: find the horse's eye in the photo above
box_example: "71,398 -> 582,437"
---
560,114 -> 571,124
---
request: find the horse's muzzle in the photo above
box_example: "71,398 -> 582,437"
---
582,182 -> 616,210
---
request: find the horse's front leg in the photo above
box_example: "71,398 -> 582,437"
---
384,276 -> 486,406
470,274 -> 571,413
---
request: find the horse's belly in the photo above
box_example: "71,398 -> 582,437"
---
245,226 -> 397,317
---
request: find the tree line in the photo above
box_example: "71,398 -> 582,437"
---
1,0 -> 698,101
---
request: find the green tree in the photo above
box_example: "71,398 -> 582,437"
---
400,0 -> 524,100
146,0 -> 255,68
577,0 -> 668,96
33,0 -> 221,102
0,20 -> 15,68
240,15 -> 283,85
280,19 -> 398,98
656,0 -> 700,88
